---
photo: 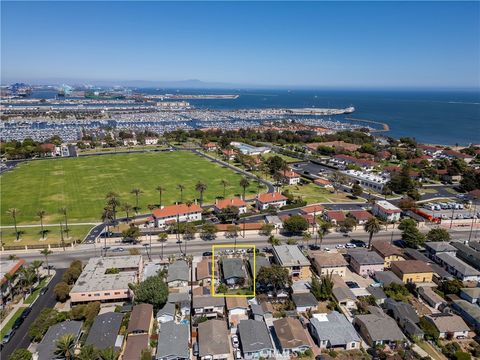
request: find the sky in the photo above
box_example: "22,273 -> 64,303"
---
1,1 -> 479,89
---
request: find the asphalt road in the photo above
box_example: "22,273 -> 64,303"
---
1,269 -> 65,358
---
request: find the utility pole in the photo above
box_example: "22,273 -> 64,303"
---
60,222 -> 65,251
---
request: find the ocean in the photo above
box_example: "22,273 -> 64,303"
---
29,88 -> 480,145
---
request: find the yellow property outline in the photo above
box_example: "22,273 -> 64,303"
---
211,244 -> 256,298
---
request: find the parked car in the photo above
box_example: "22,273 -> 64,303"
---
309,245 -> 320,250
235,349 -> 242,360
193,343 -> 199,356
335,244 -> 345,249
21,307 -> 32,318
111,247 -> 124,252
345,243 -> 356,249
231,335 -> 239,348
202,251 -> 213,257
12,316 -> 23,330
2,329 -> 15,344
40,287 -> 48,296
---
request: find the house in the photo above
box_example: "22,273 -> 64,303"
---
123,138 -> 138,146
221,258 -> 246,286
460,287 -> 480,304
373,270 -> 403,286
198,320 -> 231,360
251,301 -> 274,321
292,292 -> 318,312
372,200 -> 401,222
152,203 -> 202,227
280,169 -> 301,185
214,197 -> 247,214
123,333 -> 149,360
300,205 -> 325,216
450,242 -> 480,271
222,148 -> 236,160
332,285 -> 357,310
424,242 -> 457,263
418,287 -> 446,310
128,303 -> 154,335
273,317 -> 311,355
265,215 -> 283,229
248,255 -> 270,277
167,260 -> 190,287
192,295 -> 225,319
36,321 -> 83,360
349,210 -> 374,225
143,262 -> 163,280
196,258 -> 219,285
238,319 -> 275,360
255,192 -> 287,210
226,297 -> 249,317
168,292 -> 190,316
424,313 -> 470,339
85,312 -> 124,350
452,299 -> 480,331
1,259 -> 25,306
349,251 -> 384,276
436,253 -> 480,282
39,143 -> 56,156
311,252 -> 348,277
291,280 -> 311,294
155,321 -> 190,360
309,311 -> 361,350
391,260 -> 434,284
314,177 -> 334,190
272,245 -> 311,280
371,241 -> 404,268
384,298 -> 424,338
203,142 -> 218,151
366,285 -> 387,305
145,137 -> 159,145
342,170 -> 389,192
157,302 -> 176,324
353,313 -> 405,347
324,210 -> 346,225
69,256 -> 143,304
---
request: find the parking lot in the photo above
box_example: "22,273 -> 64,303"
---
291,161 -> 332,179
421,201 -> 479,220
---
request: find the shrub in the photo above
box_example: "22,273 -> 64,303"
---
53,281 -> 70,302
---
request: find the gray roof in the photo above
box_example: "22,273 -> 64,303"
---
425,242 -> 456,253
468,241 -> 480,252
156,302 -> 176,318
437,253 -> 480,277
168,292 -> 190,304
143,263 -> 162,279
272,245 -> 310,267
366,285 -> 387,300
460,287 -> 480,299
418,286 -> 445,305
193,295 -> 225,308
403,248 -> 431,263
167,260 -> 189,283
249,256 -> 270,276
238,319 -> 274,353
198,320 -> 230,356
156,321 -> 189,360
349,250 -> 384,265
374,271 -> 403,286
453,299 -> 480,323
354,314 -> 405,342
310,311 -> 360,346
450,242 -> 480,270
85,312 -> 123,350
222,258 -> 245,280
403,319 -> 424,337
332,286 -> 356,302
37,321 -> 83,360
384,298 -> 419,323
292,293 -> 318,308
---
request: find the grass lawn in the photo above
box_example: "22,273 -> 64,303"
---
1,225 -> 93,246
284,183 -> 360,204
24,277 -> 49,304
261,152 -> 300,163
79,145 -> 169,154
1,151 -> 259,225
0,307 -> 25,338
421,188 -> 439,194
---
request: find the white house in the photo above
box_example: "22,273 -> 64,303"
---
144,137 -> 159,145
152,203 -> 202,227
213,197 -> 247,214
255,192 -> 287,210
372,200 -> 401,222
280,170 -> 301,185
156,302 -> 175,324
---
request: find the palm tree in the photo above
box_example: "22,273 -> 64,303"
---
155,186 -> 166,208
177,184 -> 185,203
184,201 -> 193,255
157,232 -> 168,260
130,188 -> 143,213
37,210 -> 47,239
4,273 -> 15,301
8,254 -> 18,260
121,203 -> 133,222
40,248 -> 53,276
302,231 -> 312,247
98,347 -> 119,360
54,334 -> 76,360
317,222 -> 331,248
101,206 -> 115,239
364,217 -> 382,249
195,181 -> 207,205
220,179 -> 229,199
31,260 -> 43,282
78,344 -> 98,360
239,178 -> 250,200
7,208 -> 20,241
59,207 -> 69,236
105,192 -> 120,222
20,267 -> 36,295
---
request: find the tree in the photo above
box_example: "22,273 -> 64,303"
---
28,308 -> 63,341
37,210 -> 47,238
140,349 -> 152,360
398,198 -> 416,211
40,248 -> 53,276
121,225 -> 141,243
399,219 -> 425,248
157,232 -> 168,259
259,223 -> 275,237
20,267 -> 36,295
266,156 -> 287,175
438,279 -> 463,295
7,208 -> 20,240
54,334 -> 76,360
220,179 -> 229,198
131,188 -> 143,213
177,184 -> 185,203
130,274 -> 168,312
426,228 -> 451,242
8,349 -> 32,360
268,235 -> 281,246
155,186 -> 166,208
98,347 -> 119,360
339,217 -> 356,234
257,264 -> 291,294
200,223 -> 217,240
351,183 -> 363,198
364,217 -> 382,249
31,260 -> 43,282
121,203 -> 133,221
59,207 -> 69,236
195,181 -> 207,205
54,281 -> 70,302
239,178 -> 250,199
384,283 -> 410,302
101,206 -> 114,236
218,205 -> 240,223
226,225 -> 241,248
311,274 -> 333,301
317,221 -> 331,248
77,345 -> 98,360
283,215 -> 309,235
302,231 -> 312,247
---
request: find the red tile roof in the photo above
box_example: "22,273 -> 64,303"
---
349,210 -> 373,221
300,205 -> 324,214
1,259 -> 25,285
40,143 -> 55,151
314,178 -> 332,186
152,203 -> 202,219
215,197 -> 246,209
215,222 -> 264,231
257,192 -> 287,203
281,170 -> 300,178
326,211 -> 346,222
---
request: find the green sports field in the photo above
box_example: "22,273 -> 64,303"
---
1,151 -> 263,226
